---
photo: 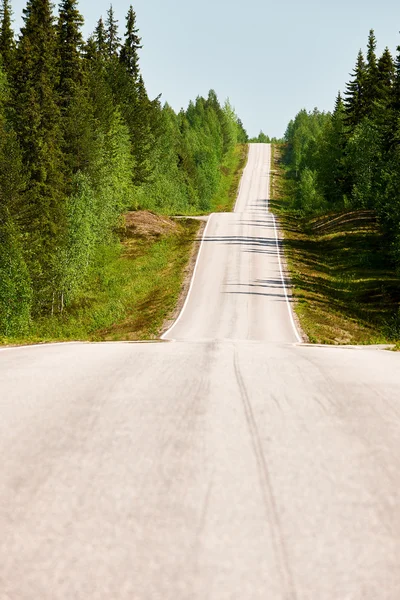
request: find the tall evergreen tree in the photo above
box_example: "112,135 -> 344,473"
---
374,47 -> 395,146
365,29 -> 380,110
57,0 -> 98,182
120,6 -> 141,80
391,45 -> 400,116
57,0 -> 84,101
13,0 -> 65,311
131,74 -> 156,184
321,92 -> 347,203
344,50 -> 367,131
105,5 -> 120,59
376,47 -> 394,106
94,16 -> 107,57
0,0 -> 15,73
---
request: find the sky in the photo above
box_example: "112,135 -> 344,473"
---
9,0 -> 400,138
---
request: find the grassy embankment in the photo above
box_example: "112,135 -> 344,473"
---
209,143 -> 248,212
270,145 -> 400,345
0,145 -> 247,346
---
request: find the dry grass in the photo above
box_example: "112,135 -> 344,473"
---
123,210 -> 179,239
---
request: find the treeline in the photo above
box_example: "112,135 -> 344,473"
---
0,0 -> 247,336
283,30 -> 400,265
249,131 -> 282,144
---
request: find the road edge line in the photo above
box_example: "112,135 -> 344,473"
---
271,213 -> 303,344
161,214 -> 214,340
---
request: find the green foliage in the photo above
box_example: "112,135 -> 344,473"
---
344,50 -> 367,131
296,168 -> 326,213
94,16 -> 107,57
345,118 -> 382,208
0,0 -> 248,340
282,25 -> 400,345
13,0 -> 66,311
283,107 -> 331,212
0,210 -> 32,335
0,0 -> 15,73
120,5 -> 141,80
105,5 -> 120,60
57,0 -> 84,101
135,91 -> 246,214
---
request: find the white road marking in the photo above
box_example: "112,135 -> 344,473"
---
161,214 -> 215,340
271,214 -> 303,344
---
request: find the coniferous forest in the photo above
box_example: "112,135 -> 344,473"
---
0,0 -> 248,338
284,30 -> 400,267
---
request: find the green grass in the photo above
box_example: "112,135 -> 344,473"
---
270,145 -> 400,345
0,219 -> 201,345
209,143 -> 248,213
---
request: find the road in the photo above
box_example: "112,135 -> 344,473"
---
1,144 -> 400,599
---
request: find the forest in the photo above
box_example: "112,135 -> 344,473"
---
0,0 -> 248,338
276,29 -> 400,343
284,30 -> 400,266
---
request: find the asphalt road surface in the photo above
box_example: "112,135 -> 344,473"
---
1,144 -> 400,599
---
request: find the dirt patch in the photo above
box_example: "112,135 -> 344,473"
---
123,210 -> 180,239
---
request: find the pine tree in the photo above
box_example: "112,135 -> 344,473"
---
105,5 -> 120,59
0,0 -> 15,73
120,6 -> 141,80
344,50 -> 367,131
57,0 -> 84,102
13,0 -> 66,312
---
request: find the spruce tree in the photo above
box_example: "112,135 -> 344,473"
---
392,45 -> 400,113
94,17 -> 107,57
0,65 -> 30,333
344,50 -> 367,131
57,0 -> 97,181
57,0 -> 84,102
384,45 -> 400,151
364,29 -> 380,113
83,34 -> 97,61
377,47 -> 394,101
375,47 -> 395,146
132,74 -> 162,184
325,92 -> 347,203
120,6 -> 141,80
105,5 -> 120,59
0,0 -> 15,73
13,0 -> 66,312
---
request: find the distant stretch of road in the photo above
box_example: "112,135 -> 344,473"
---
1,144 -> 400,599
162,144 -> 300,343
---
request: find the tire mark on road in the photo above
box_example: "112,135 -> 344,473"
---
233,347 -> 298,600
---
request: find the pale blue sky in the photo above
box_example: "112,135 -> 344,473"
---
10,0 -> 400,137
